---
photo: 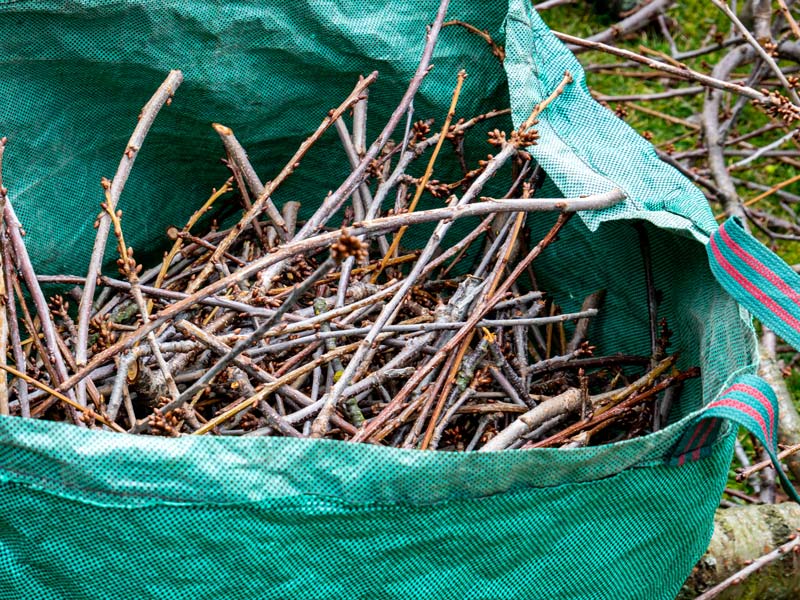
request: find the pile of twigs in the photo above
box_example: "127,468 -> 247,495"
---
0,3 -> 698,450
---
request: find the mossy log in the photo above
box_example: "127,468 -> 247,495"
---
679,503 -> 800,599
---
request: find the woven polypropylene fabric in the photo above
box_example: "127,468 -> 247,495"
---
0,414 -> 733,599
0,1 -> 761,598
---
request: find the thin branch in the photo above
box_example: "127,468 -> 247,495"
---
255,0 -> 452,292
213,123 -> 286,240
3,189 -> 78,408
39,274 -> 278,318
594,85 -> 705,102
311,140 -> 524,438
778,0 -> 800,39
582,0 -> 674,47
0,363 -> 124,432
1,243 -> 26,417
173,319 -> 357,436
102,187 -> 180,402
555,31 -> 797,112
75,70 -> 183,408
738,442 -> 800,480
704,45 -> 754,217
177,255 -> 337,405
441,20 -> 505,61
373,69 -> 467,281
728,128 -> 799,169
712,0 -> 800,105
521,70 -> 574,131
354,210 -> 577,443
533,0 -> 576,9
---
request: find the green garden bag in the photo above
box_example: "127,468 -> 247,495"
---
0,1 -> 798,598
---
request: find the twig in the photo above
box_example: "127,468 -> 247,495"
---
657,12 -> 678,57
1,243 -> 27,417
735,437 -> 762,493
738,172 -> 800,211
76,70 -> 183,408
465,412 -> 498,451
594,86 -> 705,102
479,193 -> 625,211
3,185 -> 78,411
354,210 -> 577,442
174,320 -> 357,436
311,140 -> 524,438
442,20 -> 505,61
154,180 -> 233,292
480,388 -> 582,451
738,442 -> 800,480
555,31 -> 798,112
778,0 -> 800,40
373,69 -> 467,281
39,274 -> 278,318
102,189 -> 180,402
352,77 -> 368,156
177,255 -> 337,405
0,364 -> 124,432
534,0 -> 576,9
429,387 -> 477,450
634,223 -> 659,364
0,143 -> 7,416
521,71 -> 573,132
580,0 -> 674,47
255,0 -> 452,292
625,102 -> 700,129
282,201 -> 300,239
728,128 -> 800,169
106,353 -> 135,422
57,188 -> 624,394
704,45 -> 754,217
249,313 -> 595,355
212,123 -> 286,240
567,290 -> 606,353
186,73 -> 377,297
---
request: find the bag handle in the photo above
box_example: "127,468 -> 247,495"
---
709,216 -> 800,350
669,374 -> 800,503
690,216 -> 800,501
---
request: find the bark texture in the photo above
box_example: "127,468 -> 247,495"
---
680,503 -> 800,599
